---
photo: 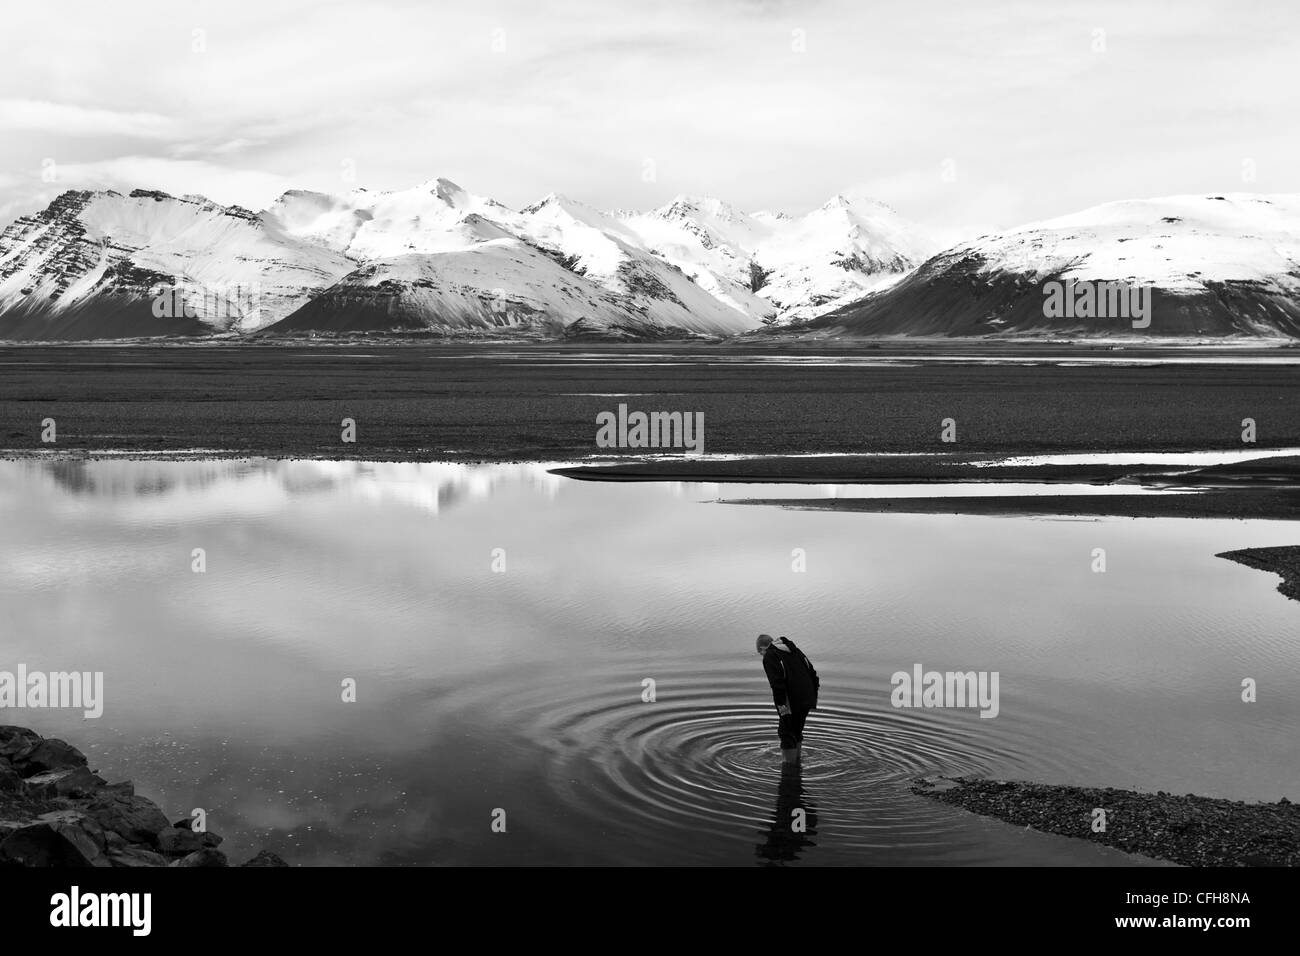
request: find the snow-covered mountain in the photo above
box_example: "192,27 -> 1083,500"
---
0,178 -> 932,340
617,190 -> 934,323
807,193 -> 1300,339
0,189 -> 352,338
517,193 -> 766,333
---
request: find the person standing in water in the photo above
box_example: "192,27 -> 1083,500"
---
757,633 -> 820,764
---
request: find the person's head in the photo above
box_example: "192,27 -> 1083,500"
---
756,633 -> 774,655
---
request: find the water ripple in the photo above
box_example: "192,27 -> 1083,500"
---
428,660 -> 1078,863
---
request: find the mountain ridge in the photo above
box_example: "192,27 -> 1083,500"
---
798,192 -> 1300,340
0,178 -> 932,341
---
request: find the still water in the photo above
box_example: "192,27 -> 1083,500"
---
1,458 -> 1296,865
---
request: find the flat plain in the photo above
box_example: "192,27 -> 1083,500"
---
2,343 -> 1297,463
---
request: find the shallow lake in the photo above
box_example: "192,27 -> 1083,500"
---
1,458 -> 1296,865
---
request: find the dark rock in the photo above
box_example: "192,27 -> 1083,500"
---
0,728 -> 287,867
35,810 -> 110,867
101,827 -> 169,867
23,765 -> 105,798
157,827 -> 205,856
239,849 -> 289,867
108,846 -> 170,868
37,809 -> 105,842
169,815 -> 223,846
102,780 -> 135,797
78,791 -> 171,845
13,738 -> 89,777
0,725 -> 38,745
0,726 -> 41,763
0,823 -> 98,867
171,848 -> 228,867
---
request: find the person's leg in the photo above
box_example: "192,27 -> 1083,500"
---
791,707 -> 811,760
777,710 -> 798,763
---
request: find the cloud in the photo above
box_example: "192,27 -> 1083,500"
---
0,100 -> 178,139
0,0 -> 1296,242
44,157 -> 295,209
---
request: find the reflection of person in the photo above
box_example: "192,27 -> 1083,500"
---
756,633 -> 820,765
756,763 -> 818,865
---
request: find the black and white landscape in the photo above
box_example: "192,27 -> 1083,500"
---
0,180 -> 931,337
4,184 -> 1300,340
0,0 -> 1297,932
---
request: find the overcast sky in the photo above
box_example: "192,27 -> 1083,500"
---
0,0 -> 1296,245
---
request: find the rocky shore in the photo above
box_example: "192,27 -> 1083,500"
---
0,726 -> 287,868
912,776 -> 1298,866
1217,546 -> 1300,603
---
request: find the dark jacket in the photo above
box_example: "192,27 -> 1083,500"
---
763,637 -> 819,711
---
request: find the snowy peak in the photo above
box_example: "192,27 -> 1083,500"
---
818,186 -> 899,213
515,190 -> 758,333
522,192 -> 623,232
798,194 -> 935,261
0,178 -> 935,340
977,193 -> 1300,291
0,187 -> 353,338
653,195 -> 747,224
264,189 -> 373,253
615,188 -> 936,322
812,192 -> 1300,340
420,177 -> 470,207
520,191 -> 569,213
343,178 -> 526,259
